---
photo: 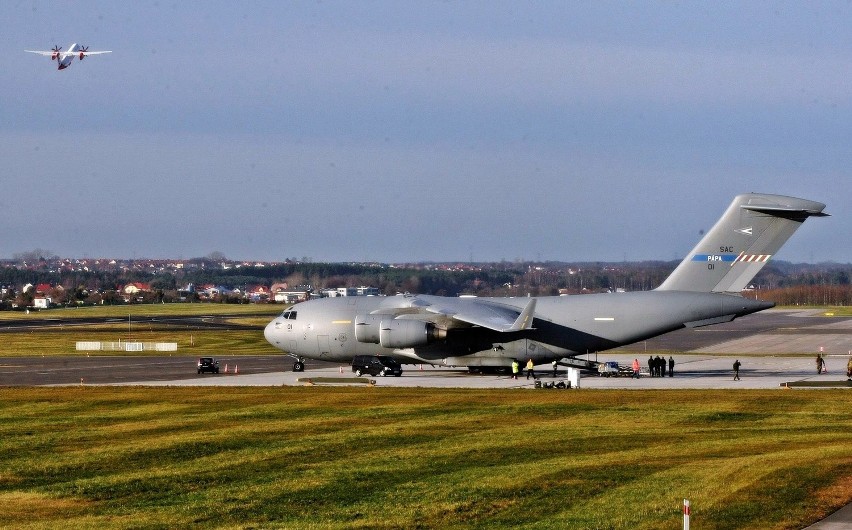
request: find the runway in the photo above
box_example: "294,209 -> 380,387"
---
1,309 -> 849,389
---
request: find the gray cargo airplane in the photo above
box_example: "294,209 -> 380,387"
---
265,193 -> 827,372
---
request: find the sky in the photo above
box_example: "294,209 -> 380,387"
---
2,1 -> 850,263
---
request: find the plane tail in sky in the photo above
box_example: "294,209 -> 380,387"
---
656,193 -> 828,293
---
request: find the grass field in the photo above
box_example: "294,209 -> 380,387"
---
0,387 -> 850,529
0,303 -> 282,321
0,304 -> 282,356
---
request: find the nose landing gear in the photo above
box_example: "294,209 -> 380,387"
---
293,359 -> 305,372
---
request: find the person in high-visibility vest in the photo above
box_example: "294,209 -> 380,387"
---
526,358 -> 535,380
511,360 -> 519,380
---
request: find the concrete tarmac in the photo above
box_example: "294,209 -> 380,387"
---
108,352 -> 852,389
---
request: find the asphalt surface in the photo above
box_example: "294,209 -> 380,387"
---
1,309 -> 849,388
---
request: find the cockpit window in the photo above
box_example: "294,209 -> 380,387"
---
288,311 -> 297,320
280,310 -> 298,320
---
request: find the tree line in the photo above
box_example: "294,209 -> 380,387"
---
0,259 -> 849,308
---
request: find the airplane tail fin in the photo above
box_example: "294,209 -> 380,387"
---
656,193 -> 827,293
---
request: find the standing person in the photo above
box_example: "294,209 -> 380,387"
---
655,355 -> 663,377
511,359 -> 519,380
648,355 -> 655,377
733,359 -> 741,380
552,360 -> 558,378
668,356 -> 675,377
632,358 -> 640,379
846,356 -> 852,381
660,355 -> 667,377
816,354 -> 824,375
526,358 -> 535,380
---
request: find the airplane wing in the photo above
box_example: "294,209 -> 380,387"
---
24,50 -> 57,56
81,51 -> 112,55
420,296 -> 537,332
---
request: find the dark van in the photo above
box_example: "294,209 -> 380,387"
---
352,355 -> 403,377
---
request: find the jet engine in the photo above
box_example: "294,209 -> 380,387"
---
379,319 -> 446,348
79,46 -> 89,60
354,314 -> 446,348
354,314 -> 384,344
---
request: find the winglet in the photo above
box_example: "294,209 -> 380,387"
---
506,299 -> 536,332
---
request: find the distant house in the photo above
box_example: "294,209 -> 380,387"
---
122,283 -> 151,295
273,289 -> 309,304
320,286 -> 380,297
33,296 -> 50,309
121,282 -> 152,302
198,284 -> 232,299
246,285 -> 270,302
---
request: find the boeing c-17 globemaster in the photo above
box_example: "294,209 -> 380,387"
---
264,193 -> 827,372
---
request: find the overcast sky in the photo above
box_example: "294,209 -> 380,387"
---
2,1 -> 849,263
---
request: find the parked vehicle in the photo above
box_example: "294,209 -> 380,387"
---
197,357 -> 220,374
351,355 -> 403,377
597,361 -> 621,377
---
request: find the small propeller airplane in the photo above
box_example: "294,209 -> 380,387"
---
25,43 -> 111,70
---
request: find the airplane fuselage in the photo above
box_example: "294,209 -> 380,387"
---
56,43 -> 81,69
263,291 -> 772,367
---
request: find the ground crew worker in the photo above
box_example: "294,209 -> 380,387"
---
511,359 -> 519,380
733,359 -> 741,380
668,356 -> 675,377
526,358 -> 535,380
552,360 -> 558,378
847,356 -> 852,380
632,358 -> 640,378
816,354 -> 824,375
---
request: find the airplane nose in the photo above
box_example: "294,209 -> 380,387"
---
264,320 -> 278,346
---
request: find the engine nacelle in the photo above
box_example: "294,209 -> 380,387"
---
378,319 -> 446,349
354,314 -> 384,344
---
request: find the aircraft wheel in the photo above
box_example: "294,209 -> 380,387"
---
355,369 -> 362,377
293,361 -> 304,372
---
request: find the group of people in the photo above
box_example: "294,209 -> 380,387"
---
510,358 -> 537,380
629,356 -> 675,378
648,355 -> 675,377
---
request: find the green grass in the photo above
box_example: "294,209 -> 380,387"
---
0,329 -> 279,356
0,388 -> 849,529
0,304 -> 282,356
0,303 -> 282,321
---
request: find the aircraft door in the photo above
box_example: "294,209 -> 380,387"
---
317,335 -> 330,357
